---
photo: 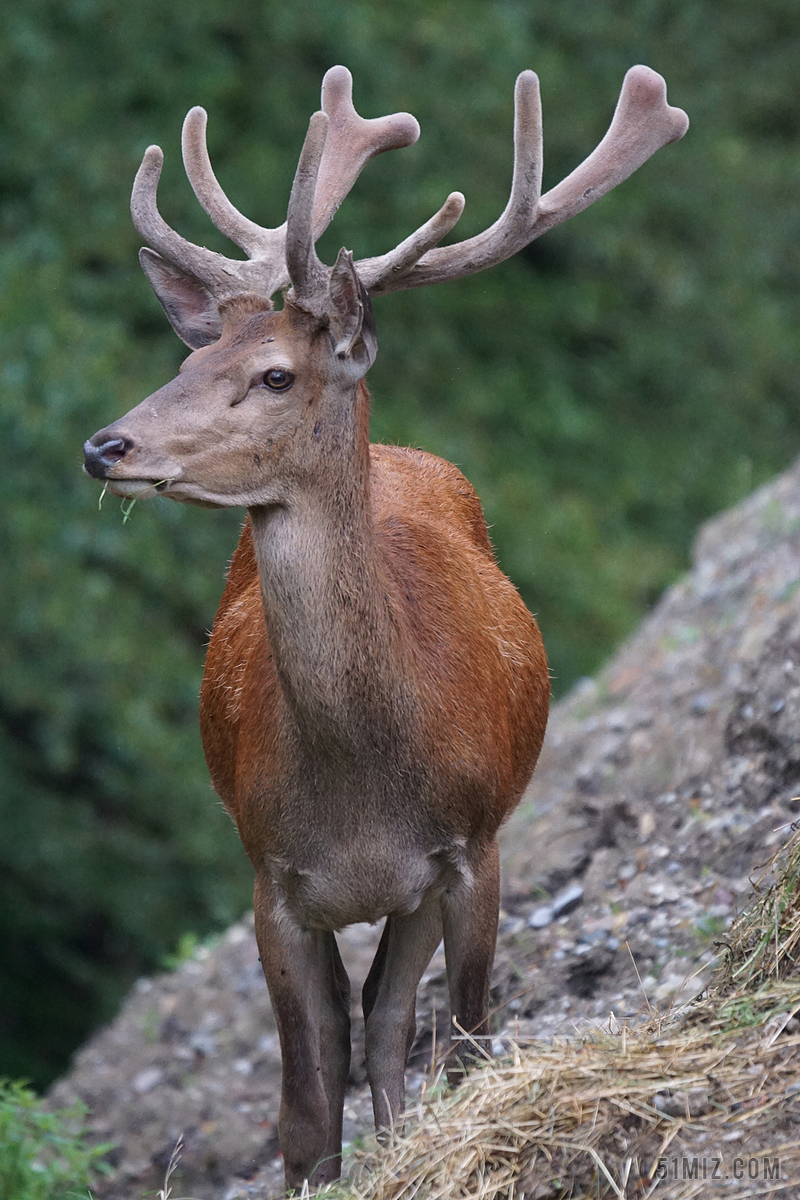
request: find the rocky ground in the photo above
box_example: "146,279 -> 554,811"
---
49,457 -> 800,1198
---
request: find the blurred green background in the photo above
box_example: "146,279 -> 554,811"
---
1,0 -> 798,1087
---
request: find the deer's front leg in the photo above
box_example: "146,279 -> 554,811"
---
362,891 -> 443,1132
253,876 -> 351,1189
441,837 -> 499,1081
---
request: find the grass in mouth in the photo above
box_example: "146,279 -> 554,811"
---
97,480 -> 170,523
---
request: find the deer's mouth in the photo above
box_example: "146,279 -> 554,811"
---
96,475 -> 236,510
95,476 -> 173,499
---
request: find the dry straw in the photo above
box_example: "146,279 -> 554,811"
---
329,826 -> 800,1200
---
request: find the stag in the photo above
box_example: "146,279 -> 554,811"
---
83,66 -> 687,1187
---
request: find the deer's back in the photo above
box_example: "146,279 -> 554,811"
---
200,445 -> 548,831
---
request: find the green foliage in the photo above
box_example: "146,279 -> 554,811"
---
160,931 -> 202,972
0,1079 -> 111,1200
1,0 -> 799,1085
160,929 -> 222,970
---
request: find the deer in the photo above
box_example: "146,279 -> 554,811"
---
83,65 -> 687,1188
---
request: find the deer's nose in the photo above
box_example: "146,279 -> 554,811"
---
83,433 -> 133,478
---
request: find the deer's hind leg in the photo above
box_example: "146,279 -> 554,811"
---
253,877 -> 351,1188
441,836 -> 500,1081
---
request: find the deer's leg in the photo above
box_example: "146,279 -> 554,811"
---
317,931 -> 352,1177
253,877 -> 350,1189
362,894 -> 442,1132
441,837 -> 499,1082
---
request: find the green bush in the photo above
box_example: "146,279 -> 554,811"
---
0,1079 -> 111,1200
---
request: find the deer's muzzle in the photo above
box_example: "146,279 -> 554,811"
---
83,434 -> 132,478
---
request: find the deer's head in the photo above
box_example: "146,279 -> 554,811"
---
84,66 -> 687,509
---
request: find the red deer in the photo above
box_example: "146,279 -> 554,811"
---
83,66 -> 687,1187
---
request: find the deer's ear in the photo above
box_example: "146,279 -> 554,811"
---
139,248 -> 223,349
327,249 -> 377,372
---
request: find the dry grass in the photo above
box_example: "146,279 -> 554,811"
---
332,827 -> 800,1199
709,825 -> 800,1004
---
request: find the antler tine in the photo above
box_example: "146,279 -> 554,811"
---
286,111 -> 331,313
131,144 -> 255,297
533,65 -> 689,233
356,192 -> 466,290
367,65 -> 688,296
181,106 -> 287,264
363,69 -> 543,295
315,66 -> 420,235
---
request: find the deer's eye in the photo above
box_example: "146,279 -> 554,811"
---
262,368 -> 295,391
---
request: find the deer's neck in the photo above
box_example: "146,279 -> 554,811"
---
248,410 -> 408,755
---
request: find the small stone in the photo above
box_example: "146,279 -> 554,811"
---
606,708 -> 627,731
575,764 -> 599,792
648,880 -> 681,903
132,1066 -> 164,1094
190,1032 -> 217,1057
226,924 -> 249,945
528,905 -> 554,929
551,883 -> 584,917
639,812 -> 655,840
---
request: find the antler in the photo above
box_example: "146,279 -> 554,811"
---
132,64 -> 688,313
358,65 -> 689,296
131,66 -> 421,300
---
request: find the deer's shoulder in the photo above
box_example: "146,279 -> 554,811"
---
370,443 -> 494,559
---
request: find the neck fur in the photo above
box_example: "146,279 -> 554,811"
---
248,383 -> 408,755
